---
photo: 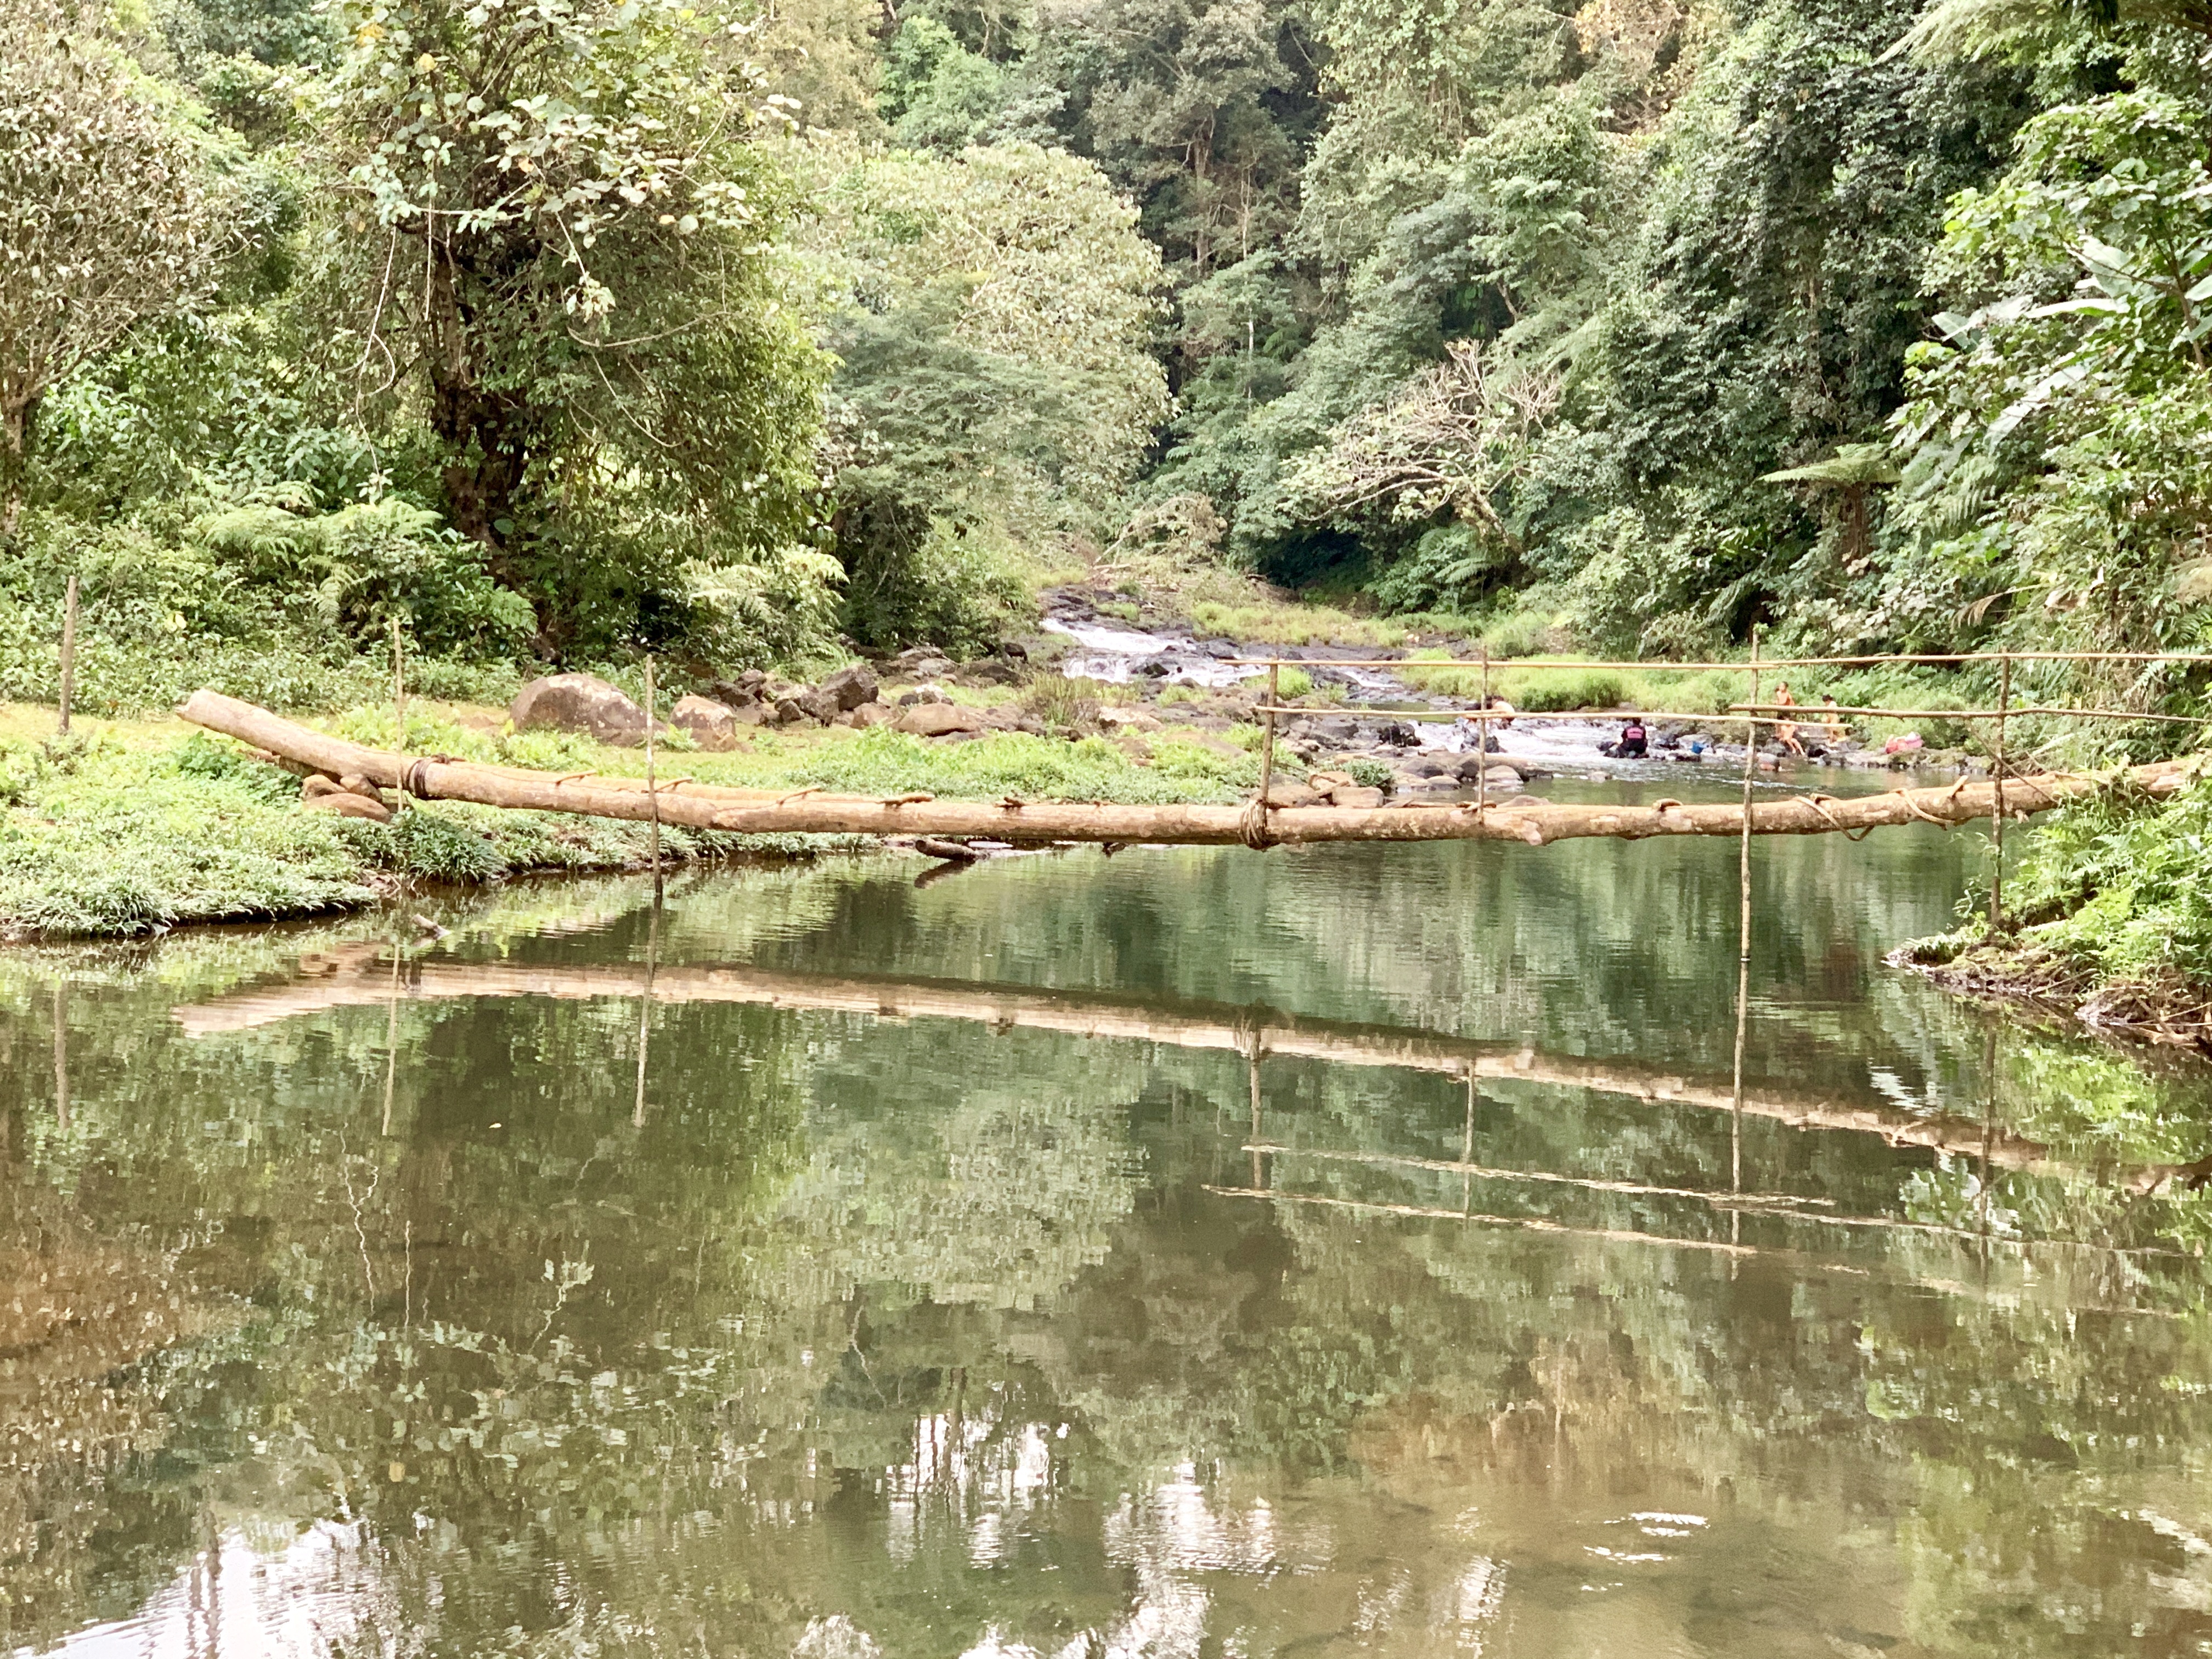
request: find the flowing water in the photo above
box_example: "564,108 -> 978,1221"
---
8,786 -> 2212,1658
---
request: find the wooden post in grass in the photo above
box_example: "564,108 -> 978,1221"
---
391,616 -> 407,807
55,574 -> 78,736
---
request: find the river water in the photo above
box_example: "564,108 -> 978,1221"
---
8,787 -> 2212,1658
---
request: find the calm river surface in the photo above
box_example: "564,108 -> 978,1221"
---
9,778 -> 2212,1658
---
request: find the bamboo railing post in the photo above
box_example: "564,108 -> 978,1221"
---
1990,653 -> 2011,936
1477,642 -> 1491,815
391,616 -> 408,809
643,654 -> 662,885
55,573 -> 78,736
1256,662 -> 1281,836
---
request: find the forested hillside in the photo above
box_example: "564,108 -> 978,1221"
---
2,0 -> 2208,697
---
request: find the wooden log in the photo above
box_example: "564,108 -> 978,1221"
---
177,689 -> 2200,849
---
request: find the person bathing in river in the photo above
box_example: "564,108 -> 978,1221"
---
1770,681 -> 1807,758
1615,718 -> 1648,758
1457,693 -> 1515,753
1820,694 -> 1847,747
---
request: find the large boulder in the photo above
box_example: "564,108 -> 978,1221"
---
819,664 -> 880,710
669,695 -> 741,751
850,701 -> 895,728
795,686 -> 841,724
895,703 -> 986,737
511,674 -> 663,746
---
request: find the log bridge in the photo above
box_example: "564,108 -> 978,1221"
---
178,690 -> 2200,850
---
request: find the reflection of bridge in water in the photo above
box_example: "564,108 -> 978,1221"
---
175,955 -> 2197,1221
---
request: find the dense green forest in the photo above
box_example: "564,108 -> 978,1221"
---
4,0 -> 2209,696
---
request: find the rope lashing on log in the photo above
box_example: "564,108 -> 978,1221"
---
176,690 -> 2205,851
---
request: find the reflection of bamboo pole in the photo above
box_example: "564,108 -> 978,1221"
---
1204,1187 -> 2188,1314
633,894 -> 659,1129
1244,1141 -> 2182,1257
52,984 -> 69,1132
1247,1036 -> 1265,1190
1205,1184 -> 1753,1256
176,958 -> 2106,1178
381,946 -> 400,1137
179,691 -> 2198,850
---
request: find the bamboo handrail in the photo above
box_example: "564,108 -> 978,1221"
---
1233,650 -> 2212,672
1730,703 -> 2212,727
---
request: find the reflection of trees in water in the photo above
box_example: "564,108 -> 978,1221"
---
6,885 -> 2212,1653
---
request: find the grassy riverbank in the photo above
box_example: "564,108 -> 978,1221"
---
0,699 -> 1263,938
1899,768 -> 2212,1049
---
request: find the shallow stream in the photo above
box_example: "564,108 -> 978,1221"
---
8,793 -> 2212,1657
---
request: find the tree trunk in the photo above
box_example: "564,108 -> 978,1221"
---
180,689 -> 2196,850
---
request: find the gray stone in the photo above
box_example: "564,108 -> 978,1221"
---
510,673 -> 663,745
796,686 -> 840,724
850,701 -> 895,728
895,703 -> 986,737
819,664 -> 880,710
772,697 -> 808,726
1325,785 -> 1387,809
1261,780 -> 1324,808
669,695 -> 740,751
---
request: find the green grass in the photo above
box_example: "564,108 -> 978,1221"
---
787,728 -> 1250,805
0,689 -> 1275,935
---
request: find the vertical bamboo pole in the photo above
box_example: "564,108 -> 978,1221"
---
643,654 -> 662,884
391,616 -> 408,808
1476,642 -> 1491,815
55,574 -> 78,736
1256,662 -> 1281,831
1989,653 -> 2011,936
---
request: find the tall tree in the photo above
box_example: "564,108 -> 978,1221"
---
313,0 -> 830,654
0,0 -> 220,539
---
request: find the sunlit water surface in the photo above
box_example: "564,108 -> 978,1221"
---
9,781 -> 2212,1658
